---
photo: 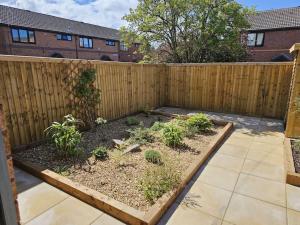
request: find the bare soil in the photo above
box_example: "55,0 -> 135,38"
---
14,113 -> 222,211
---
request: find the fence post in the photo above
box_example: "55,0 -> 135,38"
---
285,44 -> 300,137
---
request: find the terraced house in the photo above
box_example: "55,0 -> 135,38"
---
0,5 -> 141,62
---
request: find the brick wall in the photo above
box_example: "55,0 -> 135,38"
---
0,25 -> 120,61
0,104 -> 20,224
248,28 -> 300,62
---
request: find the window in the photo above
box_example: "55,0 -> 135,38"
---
247,33 -> 264,47
134,43 -> 139,48
79,37 -> 93,48
11,28 -> 35,43
120,42 -> 128,51
106,40 -> 115,46
57,33 -> 72,41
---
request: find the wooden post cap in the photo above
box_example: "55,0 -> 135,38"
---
290,43 -> 300,53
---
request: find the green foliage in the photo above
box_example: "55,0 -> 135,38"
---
144,150 -> 162,164
186,113 -> 213,132
121,0 -> 254,63
139,160 -> 181,204
92,146 -> 108,160
162,122 -> 184,147
128,126 -> 154,145
151,121 -> 165,131
73,69 -> 101,128
293,140 -> 300,153
53,165 -> 70,176
45,115 -> 82,157
126,117 -> 140,126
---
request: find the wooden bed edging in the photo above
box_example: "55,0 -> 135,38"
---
284,138 -> 300,186
13,118 -> 233,225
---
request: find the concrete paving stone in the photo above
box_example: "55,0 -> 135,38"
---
246,149 -> 284,166
224,193 -> 287,225
197,165 -> 239,191
249,142 -> 284,155
234,173 -> 286,207
25,196 -> 102,225
208,153 -> 244,172
182,182 -> 232,218
217,143 -> 248,159
287,209 -> 300,225
242,159 -> 285,182
90,213 -> 126,225
18,182 -> 69,224
287,184 -> 300,212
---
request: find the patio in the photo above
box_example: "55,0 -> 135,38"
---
15,108 -> 300,225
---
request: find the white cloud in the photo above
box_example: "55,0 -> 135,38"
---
0,0 -> 138,29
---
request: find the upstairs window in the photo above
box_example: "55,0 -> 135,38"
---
79,37 -> 93,48
247,33 -> 264,47
11,28 -> 35,43
57,33 -> 72,41
106,40 -> 115,46
134,43 -> 139,48
120,42 -> 128,51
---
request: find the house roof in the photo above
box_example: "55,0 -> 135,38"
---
0,5 -> 120,40
248,6 -> 300,31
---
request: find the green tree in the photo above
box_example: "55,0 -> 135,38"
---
121,0 -> 254,63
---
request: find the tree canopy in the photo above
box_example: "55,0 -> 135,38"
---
121,0 -> 254,63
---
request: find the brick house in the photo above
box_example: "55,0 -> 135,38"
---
0,5 -> 142,62
247,7 -> 300,62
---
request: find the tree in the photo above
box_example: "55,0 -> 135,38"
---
121,0 -> 254,63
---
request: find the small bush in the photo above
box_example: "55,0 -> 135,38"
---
95,117 -> 107,125
151,121 -> 165,131
126,117 -> 140,126
186,113 -> 212,132
92,146 -> 108,160
128,126 -> 154,145
162,122 -> 184,147
184,125 -> 198,138
45,115 -> 82,157
140,160 -> 181,204
145,150 -> 162,164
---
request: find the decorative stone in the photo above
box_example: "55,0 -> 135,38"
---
123,144 -> 140,155
112,139 -> 125,146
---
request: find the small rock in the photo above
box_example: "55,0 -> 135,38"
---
123,144 -> 140,155
113,139 -> 125,146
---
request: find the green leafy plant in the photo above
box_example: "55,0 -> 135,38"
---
128,126 -> 154,145
45,115 -> 82,157
126,117 -> 140,126
73,68 -> 101,129
151,121 -> 165,131
92,146 -> 108,160
162,122 -> 184,147
111,149 -> 128,167
144,150 -> 162,164
186,113 -> 213,132
139,160 -> 181,204
53,165 -> 70,176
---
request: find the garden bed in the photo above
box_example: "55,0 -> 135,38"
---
284,138 -> 300,186
14,111 -> 233,225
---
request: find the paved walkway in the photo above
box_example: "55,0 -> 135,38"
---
15,108 -> 300,225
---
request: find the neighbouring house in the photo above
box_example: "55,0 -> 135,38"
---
0,5 -> 142,62
247,6 -> 300,62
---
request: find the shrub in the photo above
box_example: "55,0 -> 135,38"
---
140,160 -> 181,204
45,115 -> 82,157
92,146 -> 108,160
144,150 -> 162,164
162,122 -> 184,147
186,113 -> 212,132
128,126 -> 154,145
126,117 -> 140,126
151,121 -> 165,131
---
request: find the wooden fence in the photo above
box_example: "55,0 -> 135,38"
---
0,55 -> 294,148
166,63 -> 293,118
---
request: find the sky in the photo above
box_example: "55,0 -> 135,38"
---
0,0 -> 299,29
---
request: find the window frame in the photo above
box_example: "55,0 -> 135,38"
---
79,37 -> 93,49
247,32 -> 265,47
106,40 -> 116,46
120,42 -> 128,51
56,33 -> 72,41
11,27 -> 36,44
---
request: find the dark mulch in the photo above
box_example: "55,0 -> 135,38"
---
291,140 -> 300,173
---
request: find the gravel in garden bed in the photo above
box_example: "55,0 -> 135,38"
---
14,113 -> 223,211
291,141 -> 300,173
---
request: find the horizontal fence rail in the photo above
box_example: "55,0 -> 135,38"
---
0,55 -> 293,148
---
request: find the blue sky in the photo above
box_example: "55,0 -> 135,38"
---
0,0 -> 299,28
